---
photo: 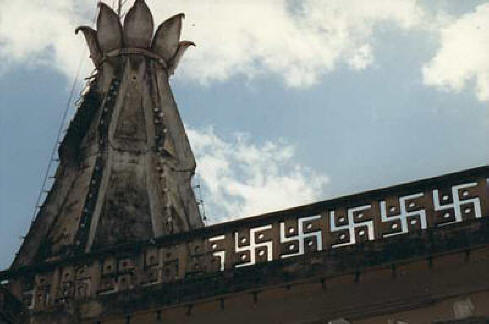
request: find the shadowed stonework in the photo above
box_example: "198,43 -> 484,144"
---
10,0 -> 202,273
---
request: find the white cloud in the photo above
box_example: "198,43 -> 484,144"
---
0,0 -> 96,78
0,0 -> 426,87
348,44 -> 374,70
422,3 -> 489,101
151,0 -> 425,87
187,127 -> 328,223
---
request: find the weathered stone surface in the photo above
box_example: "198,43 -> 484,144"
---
0,286 -> 25,323
96,3 -> 123,54
123,0 -> 154,48
11,0 -> 202,272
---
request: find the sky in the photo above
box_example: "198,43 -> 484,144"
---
1,0 -> 489,269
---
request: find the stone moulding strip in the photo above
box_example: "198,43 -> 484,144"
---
102,48 -> 168,69
71,77 -> 122,255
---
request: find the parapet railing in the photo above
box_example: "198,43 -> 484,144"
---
2,166 -> 489,311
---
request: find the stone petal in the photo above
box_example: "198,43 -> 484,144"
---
75,26 -> 102,66
123,0 -> 154,48
168,41 -> 195,75
96,3 -> 123,53
152,13 -> 184,61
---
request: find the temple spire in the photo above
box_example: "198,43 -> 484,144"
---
12,0 -> 202,269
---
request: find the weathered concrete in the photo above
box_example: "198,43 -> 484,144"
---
11,1 -> 203,273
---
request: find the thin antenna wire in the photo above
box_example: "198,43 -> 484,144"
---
30,52 -> 86,224
117,0 -> 122,18
29,2 -> 99,225
194,179 -> 207,224
117,0 -> 130,20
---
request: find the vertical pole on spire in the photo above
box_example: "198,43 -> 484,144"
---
117,0 -> 122,18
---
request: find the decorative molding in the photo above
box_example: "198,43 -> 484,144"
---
5,168 -> 489,310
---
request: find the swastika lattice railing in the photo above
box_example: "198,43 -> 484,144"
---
2,166 -> 489,311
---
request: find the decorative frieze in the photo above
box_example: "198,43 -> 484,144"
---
330,205 -> 375,248
432,183 -> 482,226
379,193 -> 426,238
12,171 -> 489,310
279,215 -> 322,258
72,77 -> 121,254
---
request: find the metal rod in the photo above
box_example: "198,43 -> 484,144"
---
117,0 -> 122,18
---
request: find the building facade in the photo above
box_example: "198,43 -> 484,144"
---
1,1 -> 489,323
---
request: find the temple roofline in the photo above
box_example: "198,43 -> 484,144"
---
3,164 -> 488,279
4,214 -> 489,320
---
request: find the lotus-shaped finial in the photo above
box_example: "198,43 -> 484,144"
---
76,0 -> 194,75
